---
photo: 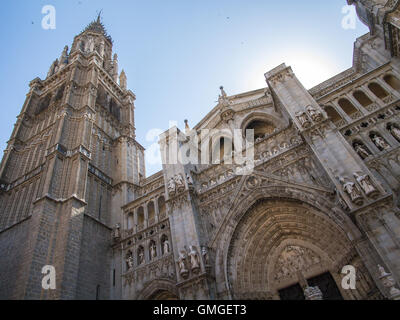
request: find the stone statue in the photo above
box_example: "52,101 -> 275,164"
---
174,174 -> 185,192
201,246 -> 209,266
218,86 -> 230,105
372,135 -> 390,150
188,245 -> 200,272
150,243 -> 157,259
220,86 -> 227,98
340,177 -> 362,203
354,143 -> 370,159
126,251 -> 134,270
138,248 -> 145,265
306,105 -> 323,122
112,223 -> 121,239
163,239 -> 170,254
296,111 -> 311,128
167,177 -> 176,195
178,250 -> 189,277
354,172 -> 377,196
389,126 -> 400,141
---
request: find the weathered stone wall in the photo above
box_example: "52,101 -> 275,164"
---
76,215 -> 111,300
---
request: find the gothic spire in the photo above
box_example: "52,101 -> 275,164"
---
81,12 -> 112,43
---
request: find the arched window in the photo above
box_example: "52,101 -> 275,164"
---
137,206 -> 144,230
353,91 -> 372,107
158,196 -> 166,218
324,106 -> 343,123
368,83 -> 388,100
245,120 -> 277,140
384,75 -> 400,91
370,132 -> 391,151
338,98 -> 359,118
148,201 -> 155,225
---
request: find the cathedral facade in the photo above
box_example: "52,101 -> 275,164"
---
1,0 -> 400,300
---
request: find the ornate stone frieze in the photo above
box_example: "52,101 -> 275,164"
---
274,245 -> 322,281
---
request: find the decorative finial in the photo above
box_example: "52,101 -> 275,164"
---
96,9 -> 103,23
219,86 -> 227,98
184,119 -> 190,134
119,69 -> 127,90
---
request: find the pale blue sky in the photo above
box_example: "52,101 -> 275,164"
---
0,1 -> 368,176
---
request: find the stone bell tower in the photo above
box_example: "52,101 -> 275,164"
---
0,15 -> 144,299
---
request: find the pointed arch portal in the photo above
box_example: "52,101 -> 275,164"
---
224,198 -> 377,300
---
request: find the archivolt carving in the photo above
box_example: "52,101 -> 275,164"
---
273,245 -> 322,281
211,191 -> 361,299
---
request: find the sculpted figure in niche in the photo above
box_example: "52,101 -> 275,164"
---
138,247 -> 145,265
354,142 -> 370,159
150,243 -> 157,260
126,251 -> 134,270
163,238 -> 170,254
188,245 -> 201,272
340,177 -> 362,203
201,246 -> 209,266
112,223 -> 121,239
178,250 -> 189,277
354,172 -> 377,196
389,125 -> 400,141
372,134 -> 390,150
